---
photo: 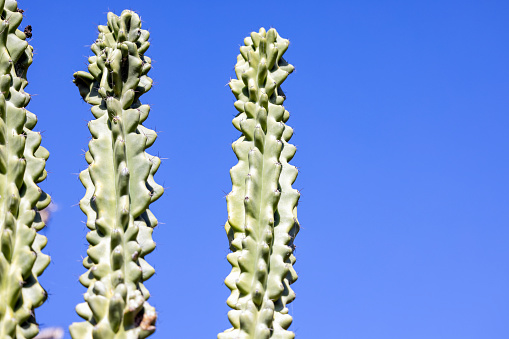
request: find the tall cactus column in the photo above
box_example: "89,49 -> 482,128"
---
220,28 -> 300,339
0,1 -> 51,338
70,10 -> 163,339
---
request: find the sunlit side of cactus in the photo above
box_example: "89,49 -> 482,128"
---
0,1 -> 51,338
70,10 -> 163,339
220,28 -> 300,339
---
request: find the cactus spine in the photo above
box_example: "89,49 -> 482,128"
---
0,1 -> 51,338
70,10 -> 163,339
220,28 -> 300,339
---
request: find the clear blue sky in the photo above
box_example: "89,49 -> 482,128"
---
19,0 -> 509,338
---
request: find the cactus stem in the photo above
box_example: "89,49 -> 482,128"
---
71,10 -> 162,339
220,28 -> 299,339
0,2 -> 50,338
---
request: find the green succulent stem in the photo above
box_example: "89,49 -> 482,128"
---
0,1 -> 51,338
70,10 -> 163,339
220,28 -> 300,339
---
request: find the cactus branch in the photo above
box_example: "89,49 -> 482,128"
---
70,10 -> 163,339
0,1 -> 51,338
219,27 -> 300,339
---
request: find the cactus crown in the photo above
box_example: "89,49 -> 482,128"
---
0,0 -> 51,338
220,27 -> 300,339
70,10 -> 163,339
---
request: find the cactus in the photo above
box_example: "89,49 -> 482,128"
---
220,28 -> 300,339
70,10 -> 163,339
0,1 -> 51,338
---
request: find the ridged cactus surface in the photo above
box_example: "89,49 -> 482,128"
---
0,1 -> 51,338
220,28 -> 300,339
70,10 -> 163,339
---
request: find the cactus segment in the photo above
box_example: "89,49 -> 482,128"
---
220,28 -> 300,339
70,10 -> 162,339
0,1 -> 51,338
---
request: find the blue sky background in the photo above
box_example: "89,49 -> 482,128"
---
15,0 -> 509,338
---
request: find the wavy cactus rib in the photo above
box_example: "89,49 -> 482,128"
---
70,10 -> 163,339
0,1 -> 51,338
220,28 -> 300,339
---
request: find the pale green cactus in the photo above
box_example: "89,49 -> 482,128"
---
0,1 -> 51,338
220,28 -> 300,339
70,10 -> 163,339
